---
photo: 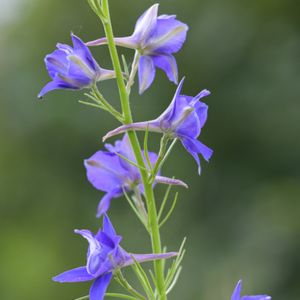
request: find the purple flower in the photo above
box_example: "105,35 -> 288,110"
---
87,4 -> 188,94
38,33 -> 115,98
85,134 -> 187,217
231,280 -> 271,300
53,215 -> 177,300
103,79 -> 213,174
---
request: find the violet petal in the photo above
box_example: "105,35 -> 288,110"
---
89,272 -> 113,300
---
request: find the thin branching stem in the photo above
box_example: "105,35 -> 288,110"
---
101,1 -> 167,298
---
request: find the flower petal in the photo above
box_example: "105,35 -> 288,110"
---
155,176 -> 188,188
102,121 -> 161,142
71,33 -> 99,71
105,135 -> 137,173
52,266 -> 94,283
89,272 -> 113,300
74,229 -> 103,276
152,54 -> 178,84
86,36 -> 138,49
182,137 -> 213,162
38,80 -> 78,99
159,77 -> 185,121
45,49 -> 69,78
147,16 -> 188,54
241,297 -> 272,300
102,214 -> 117,237
174,101 -> 201,138
96,190 -> 121,218
123,252 -> 178,267
181,137 -> 213,174
138,56 -> 156,94
84,151 -> 126,192
194,100 -> 209,128
133,4 -> 159,44
97,67 -> 116,81
231,280 -> 242,300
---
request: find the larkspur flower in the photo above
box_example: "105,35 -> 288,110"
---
103,79 -> 213,174
231,280 -> 271,300
53,215 -> 177,300
38,33 -> 115,98
87,3 -> 188,94
85,134 -> 187,217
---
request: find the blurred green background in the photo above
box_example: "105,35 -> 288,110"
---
0,0 -> 299,299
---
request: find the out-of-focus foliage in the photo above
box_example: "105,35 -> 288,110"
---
0,0 -> 299,299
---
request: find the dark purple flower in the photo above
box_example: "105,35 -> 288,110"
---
231,280 -> 271,300
38,33 -> 115,98
103,79 -> 213,174
87,4 -> 188,94
53,215 -> 177,300
85,134 -> 187,217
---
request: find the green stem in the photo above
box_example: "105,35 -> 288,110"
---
101,1 -> 166,299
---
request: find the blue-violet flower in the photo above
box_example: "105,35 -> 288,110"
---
38,33 -> 115,98
231,280 -> 271,300
53,215 -> 177,300
85,134 -> 187,217
87,4 -> 188,94
103,79 -> 213,174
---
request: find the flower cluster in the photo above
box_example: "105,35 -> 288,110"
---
38,34 -> 115,98
39,1 -> 272,299
53,215 -> 177,300
87,4 -> 188,94
103,78 -> 213,174
85,134 -> 187,217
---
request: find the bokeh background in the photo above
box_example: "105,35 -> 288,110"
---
0,0 -> 299,299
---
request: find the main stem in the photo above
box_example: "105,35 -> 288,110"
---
101,1 -> 166,299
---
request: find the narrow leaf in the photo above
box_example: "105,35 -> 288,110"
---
158,184 -> 173,221
122,54 -> 130,78
115,152 -> 148,172
159,192 -> 179,228
166,266 -> 183,294
143,126 -> 153,172
123,188 -> 148,230
131,256 -> 155,299
105,293 -> 138,300
78,100 -> 104,109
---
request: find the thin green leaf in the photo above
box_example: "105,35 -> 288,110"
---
166,266 -> 183,294
148,269 -> 158,291
165,238 -> 186,287
105,293 -> 138,300
114,271 -> 146,300
78,100 -> 104,109
158,184 -> 173,221
149,135 -> 169,183
123,188 -> 148,230
131,256 -> 155,299
143,126 -> 153,172
84,92 -> 101,103
159,192 -> 179,228
86,0 -> 99,15
159,138 -> 177,171
91,85 -> 123,120
115,152 -> 148,172
74,296 -> 89,300
122,55 -> 130,79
